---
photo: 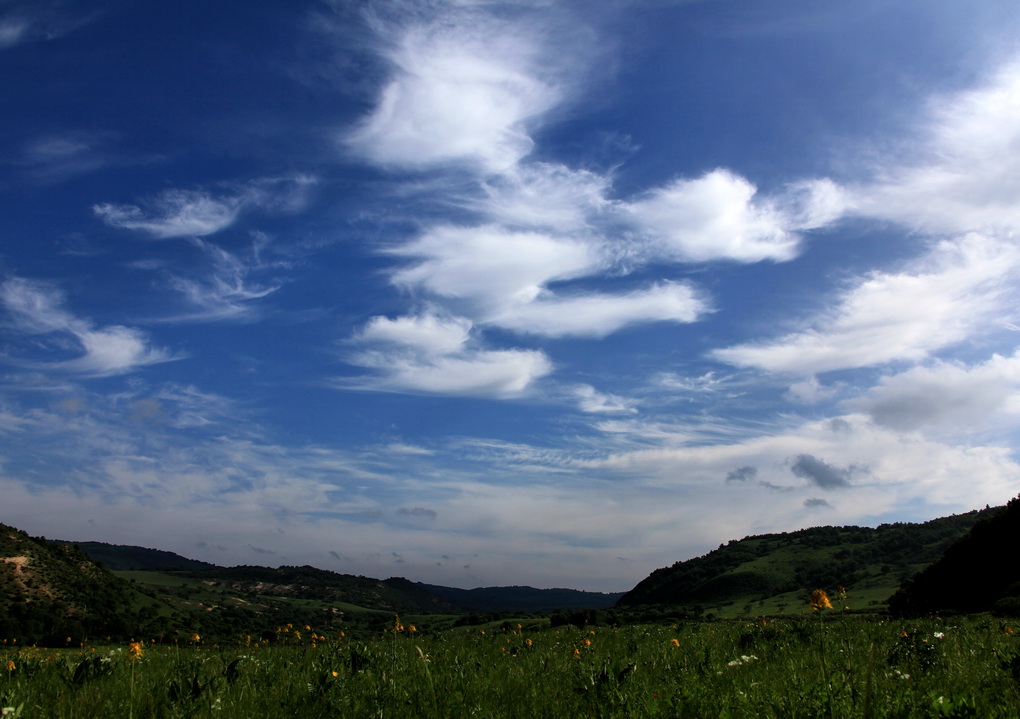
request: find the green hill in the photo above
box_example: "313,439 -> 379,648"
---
175,565 -> 461,614
889,496 -> 1020,617
618,506 -> 998,616
0,523 -> 152,643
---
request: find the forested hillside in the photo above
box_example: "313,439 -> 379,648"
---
889,497 -> 1020,616
618,507 -> 997,614
0,523 -> 147,643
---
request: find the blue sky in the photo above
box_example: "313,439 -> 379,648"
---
3,0 -> 1020,592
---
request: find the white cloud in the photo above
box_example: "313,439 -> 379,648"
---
848,352 -> 1020,433
469,162 -> 612,232
572,384 -> 636,414
623,170 -> 837,263
579,413 -> 1020,522
784,376 -> 840,405
95,189 -> 241,239
347,311 -> 552,398
0,277 -> 176,377
346,347 -> 553,398
713,233 -> 1020,374
164,238 -> 282,322
357,313 -> 472,356
852,58 -> 1020,234
345,11 -> 562,172
93,176 -> 315,239
486,281 -> 709,338
389,224 -> 597,313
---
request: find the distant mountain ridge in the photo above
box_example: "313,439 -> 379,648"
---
49,540 -> 219,571
46,539 -> 625,614
419,583 -> 624,614
3,500 -> 1014,644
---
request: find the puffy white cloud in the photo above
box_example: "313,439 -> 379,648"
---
347,346 -> 553,398
1,277 -> 177,377
486,282 -> 709,338
623,170 -> 837,263
389,224 -> 597,313
345,10 -> 562,172
713,233 -> 1020,374
356,313 -> 472,356
848,352 -> 1020,433
347,311 -> 552,398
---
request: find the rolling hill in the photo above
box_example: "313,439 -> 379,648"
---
617,505 -> 1000,616
0,523 -> 149,643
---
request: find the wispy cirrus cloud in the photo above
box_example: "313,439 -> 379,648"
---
15,131 -> 125,183
712,233 -> 1020,375
851,58 -> 1020,235
0,277 -> 178,377
164,237 -> 284,323
94,176 -> 316,239
0,2 -> 92,50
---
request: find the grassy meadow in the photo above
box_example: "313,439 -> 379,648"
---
4,611 -> 1020,718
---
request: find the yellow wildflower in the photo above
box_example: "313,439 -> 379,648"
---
5,660 -> 14,672
583,638 -> 591,647
525,639 -> 533,648
128,641 -> 144,661
191,633 -> 201,643
409,625 -> 417,633
671,639 -> 680,647
809,589 -> 833,611
572,648 -> 581,658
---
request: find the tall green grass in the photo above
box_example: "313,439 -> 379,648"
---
4,615 -> 1020,717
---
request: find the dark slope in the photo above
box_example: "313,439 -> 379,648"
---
889,496 -> 1020,617
419,583 -> 625,613
50,539 -> 219,571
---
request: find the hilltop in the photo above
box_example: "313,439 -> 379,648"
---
0,523 -> 149,643
618,506 -> 999,617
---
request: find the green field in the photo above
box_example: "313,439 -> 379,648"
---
4,613 -> 1020,718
